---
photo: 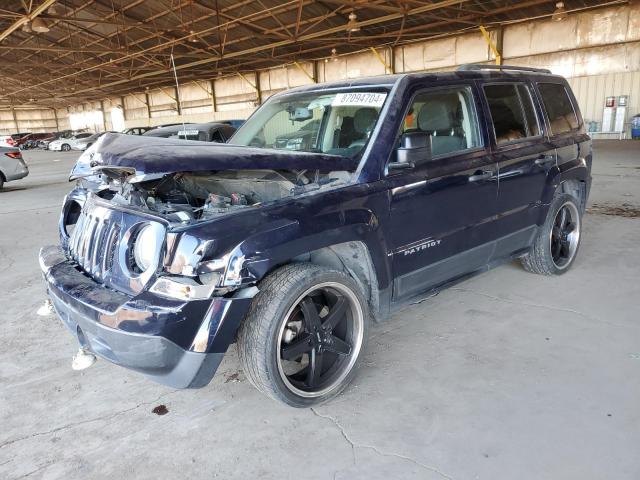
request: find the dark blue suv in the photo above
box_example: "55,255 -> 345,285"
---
40,65 -> 591,407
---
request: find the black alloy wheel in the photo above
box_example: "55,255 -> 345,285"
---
277,282 -> 362,396
550,201 -> 580,270
237,263 -> 368,407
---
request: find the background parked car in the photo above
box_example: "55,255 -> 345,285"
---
0,135 -> 16,148
221,119 -> 245,129
142,122 -> 236,142
0,145 -> 28,189
122,126 -> 153,135
18,132 -> 56,150
72,131 -> 118,151
11,132 -> 33,148
0,133 -> 29,148
39,131 -> 68,150
274,119 -> 321,150
48,132 -> 94,151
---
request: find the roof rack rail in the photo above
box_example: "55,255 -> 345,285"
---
457,64 -> 552,74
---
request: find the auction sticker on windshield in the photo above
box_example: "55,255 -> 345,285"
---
332,92 -> 387,107
178,130 -> 200,137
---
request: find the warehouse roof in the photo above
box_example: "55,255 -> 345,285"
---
0,0 -> 608,108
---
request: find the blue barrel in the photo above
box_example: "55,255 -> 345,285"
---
633,115 -> 640,139
632,116 -> 640,139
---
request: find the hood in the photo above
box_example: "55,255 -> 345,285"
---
70,133 -> 358,180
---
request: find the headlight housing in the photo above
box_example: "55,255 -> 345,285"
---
133,224 -> 159,272
152,235 -> 247,300
150,275 -> 220,301
150,256 -> 235,301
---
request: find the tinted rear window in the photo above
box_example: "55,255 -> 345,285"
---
538,83 -> 579,135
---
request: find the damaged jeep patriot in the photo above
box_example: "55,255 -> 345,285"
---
39,65 -> 592,407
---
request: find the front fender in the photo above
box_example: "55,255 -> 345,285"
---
173,184 -> 393,293
237,220 -> 386,285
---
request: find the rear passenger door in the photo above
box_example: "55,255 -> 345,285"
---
387,84 -> 499,300
483,82 -> 555,259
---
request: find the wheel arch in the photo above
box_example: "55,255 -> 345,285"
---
540,160 -> 589,221
558,178 -> 588,213
238,231 -> 389,320
292,241 -> 382,319
213,221 -> 391,320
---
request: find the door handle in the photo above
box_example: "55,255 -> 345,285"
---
468,170 -> 494,182
535,154 -> 555,166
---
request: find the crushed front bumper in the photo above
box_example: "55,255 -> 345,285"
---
39,245 -> 254,388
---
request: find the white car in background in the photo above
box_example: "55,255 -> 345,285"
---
48,133 -> 93,152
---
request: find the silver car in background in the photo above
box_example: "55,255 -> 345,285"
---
0,146 -> 28,189
71,131 -> 118,151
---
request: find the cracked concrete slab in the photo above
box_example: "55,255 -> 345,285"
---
1,141 -> 639,479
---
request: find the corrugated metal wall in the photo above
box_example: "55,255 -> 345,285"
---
568,72 -> 640,125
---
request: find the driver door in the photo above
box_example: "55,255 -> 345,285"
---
385,84 -> 499,301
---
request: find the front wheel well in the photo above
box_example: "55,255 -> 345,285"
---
290,242 -> 381,319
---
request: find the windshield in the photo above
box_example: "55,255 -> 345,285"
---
230,89 -> 388,157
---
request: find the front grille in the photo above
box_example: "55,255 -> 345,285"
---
67,205 -> 119,282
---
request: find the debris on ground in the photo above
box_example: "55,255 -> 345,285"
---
586,203 -> 640,218
224,371 -> 242,383
36,299 -> 54,316
152,404 -> 169,415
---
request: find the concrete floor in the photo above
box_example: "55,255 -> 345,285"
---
1,141 -> 639,480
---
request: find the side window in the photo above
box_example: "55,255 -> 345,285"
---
223,126 -> 236,140
211,130 -> 225,143
484,83 -> 539,144
538,83 -> 579,135
402,87 -> 480,157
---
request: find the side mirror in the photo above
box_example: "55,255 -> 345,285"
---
388,132 -> 431,171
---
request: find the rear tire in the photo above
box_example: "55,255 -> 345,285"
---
62,144 -> 70,152
520,193 -> 582,275
0,174 -> 4,190
237,263 -> 369,407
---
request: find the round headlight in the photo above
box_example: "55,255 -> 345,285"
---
133,224 -> 158,272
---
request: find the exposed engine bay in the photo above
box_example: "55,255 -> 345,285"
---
91,169 -> 351,223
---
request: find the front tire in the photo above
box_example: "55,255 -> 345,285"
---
520,193 -> 582,275
61,144 -> 70,152
237,263 -> 369,407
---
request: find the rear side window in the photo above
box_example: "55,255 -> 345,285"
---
538,83 -> 579,134
484,84 -> 539,144
402,86 -> 481,157
211,130 -> 225,143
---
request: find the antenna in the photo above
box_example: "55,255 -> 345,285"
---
170,53 -> 186,138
